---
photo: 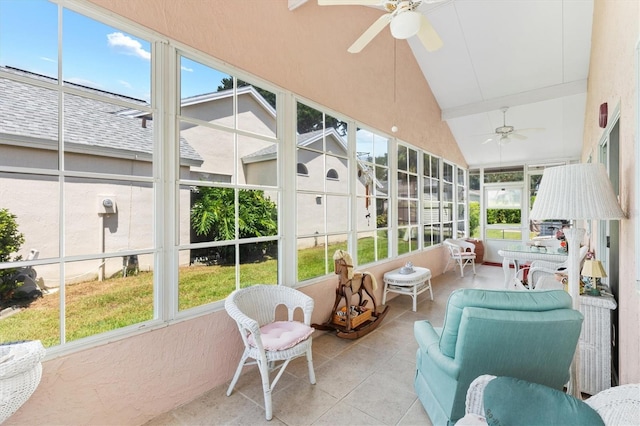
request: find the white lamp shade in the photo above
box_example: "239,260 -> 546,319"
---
529,163 -> 625,221
390,11 -> 421,39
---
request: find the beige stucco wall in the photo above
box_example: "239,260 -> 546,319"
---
3,1 -> 473,424
583,0 -> 639,384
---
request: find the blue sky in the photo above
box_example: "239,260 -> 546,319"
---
0,0 -> 228,102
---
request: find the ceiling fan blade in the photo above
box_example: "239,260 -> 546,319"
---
482,137 -> 495,145
509,133 -> 528,140
348,14 -> 392,53
516,127 -> 545,133
318,0 -> 381,5
416,14 -> 443,52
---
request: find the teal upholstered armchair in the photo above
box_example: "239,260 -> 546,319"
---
413,289 -> 584,425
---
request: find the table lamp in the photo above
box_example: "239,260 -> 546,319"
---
529,162 -> 625,397
581,259 -> 607,296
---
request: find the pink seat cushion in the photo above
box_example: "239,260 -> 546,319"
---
249,321 -> 314,351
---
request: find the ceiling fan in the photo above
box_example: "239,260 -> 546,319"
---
482,107 -> 543,145
318,0 -> 444,54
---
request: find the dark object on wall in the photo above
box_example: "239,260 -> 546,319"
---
465,239 -> 484,264
599,102 -> 608,128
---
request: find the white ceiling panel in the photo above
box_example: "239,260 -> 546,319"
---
455,1 -> 564,100
562,0 -> 594,81
305,0 -> 593,168
409,3 -> 482,109
416,0 -> 593,167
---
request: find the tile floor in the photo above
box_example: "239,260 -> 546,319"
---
144,263 -> 505,426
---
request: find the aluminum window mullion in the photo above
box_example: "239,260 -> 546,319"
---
155,40 -> 177,321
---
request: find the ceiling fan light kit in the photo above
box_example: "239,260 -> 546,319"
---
390,10 -> 421,39
318,0 -> 444,53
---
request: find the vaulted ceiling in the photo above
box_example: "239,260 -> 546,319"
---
292,0 -> 594,169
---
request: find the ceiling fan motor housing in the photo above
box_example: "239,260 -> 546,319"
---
495,125 -> 514,135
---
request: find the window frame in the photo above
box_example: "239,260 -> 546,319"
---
0,0 -> 473,356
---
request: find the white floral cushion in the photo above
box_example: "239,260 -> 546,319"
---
248,321 -> 314,351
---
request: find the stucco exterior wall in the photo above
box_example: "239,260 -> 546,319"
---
583,0 -> 639,384
2,163 -> 193,281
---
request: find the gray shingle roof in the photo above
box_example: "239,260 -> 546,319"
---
242,127 -> 347,163
0,66 -> 202,165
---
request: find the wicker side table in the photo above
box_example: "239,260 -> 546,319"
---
578,292 -> 617,396
382,266 -> 432,312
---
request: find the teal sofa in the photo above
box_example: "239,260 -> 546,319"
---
414,289 -> 583,425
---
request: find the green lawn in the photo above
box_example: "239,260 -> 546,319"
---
485,229 -> 522,240
1,238 -> 396,346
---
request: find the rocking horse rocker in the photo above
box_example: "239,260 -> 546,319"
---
312,250 -> 389,339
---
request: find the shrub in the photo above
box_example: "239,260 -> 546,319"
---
190,188 -> 277,264
0,208 -> 25,300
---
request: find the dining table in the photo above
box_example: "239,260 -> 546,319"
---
497,244 -> 567,288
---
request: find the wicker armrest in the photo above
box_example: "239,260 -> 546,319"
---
0,340 -> 46,423
585,384 -> 640,425
464,375 -> 497,416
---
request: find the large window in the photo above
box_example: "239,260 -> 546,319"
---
468,169 -> 481,238
0,0 -> 155,347
356,128 -> 390,264
0,0 -> 282,348
442,162 -> 455,240
422,153 -> 441,247
0,0 -> 471,353
397,144 -> 419,254
456,167 -> 467,238
177,55 -> 280,311
295,102 -> 348,281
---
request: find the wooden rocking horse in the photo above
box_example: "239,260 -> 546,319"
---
312,250 -> 389,339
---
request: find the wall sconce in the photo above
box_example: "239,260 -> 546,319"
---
315,195 -> 322,205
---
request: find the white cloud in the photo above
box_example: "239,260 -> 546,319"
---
181,65 -> 193,72
40,57 -> 56,63
118,79 -> 132,89
107,32 -> 151,61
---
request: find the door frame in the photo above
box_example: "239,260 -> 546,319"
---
597,103 -> 621,385
482,182 -> 525,263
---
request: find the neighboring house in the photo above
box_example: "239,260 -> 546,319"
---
241,126 -> 380,247
0,67 -> 375,282
0,67 -> 202,283
179,85 -> 277,185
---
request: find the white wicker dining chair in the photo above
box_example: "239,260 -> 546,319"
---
0,340 -> 46,424
224,285 -> 316,421
444,239 -> 476,277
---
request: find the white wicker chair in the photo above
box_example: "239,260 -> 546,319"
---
444,239 -> 476,277
225,285 -> 316,421
523,245 -> 589,290
0,340 -> 46,423
462,375 -> 640,426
